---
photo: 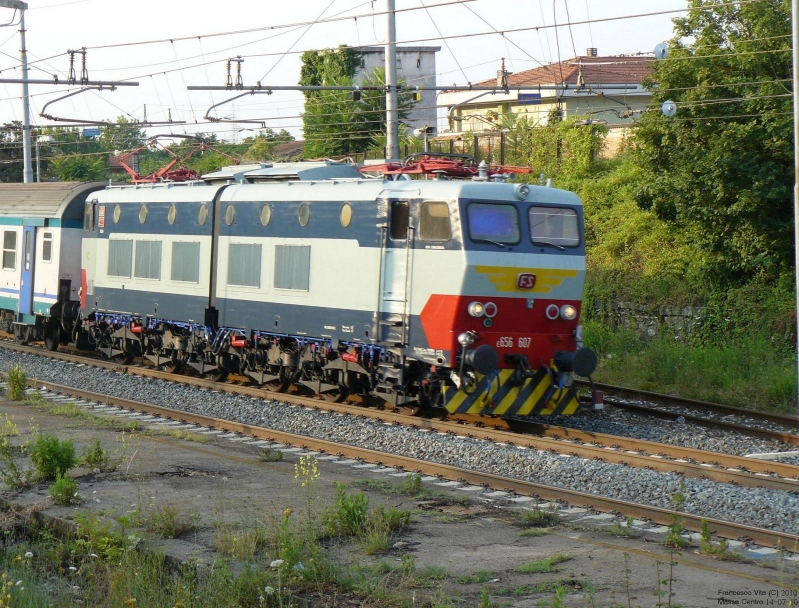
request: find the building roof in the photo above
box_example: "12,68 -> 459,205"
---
356,46 -> 441,54
474,55 -> 653,88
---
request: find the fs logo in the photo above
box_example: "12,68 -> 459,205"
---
516,273 -> 536,289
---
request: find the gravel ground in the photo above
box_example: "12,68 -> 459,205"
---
3,349 -> 799,533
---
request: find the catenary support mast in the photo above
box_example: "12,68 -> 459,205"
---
385,0 -> 399,160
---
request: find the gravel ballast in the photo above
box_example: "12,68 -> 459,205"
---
2,349 -> 798,533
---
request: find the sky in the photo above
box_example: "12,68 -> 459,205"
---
0,0 -> 690,142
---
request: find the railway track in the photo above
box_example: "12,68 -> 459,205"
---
579,380 -> 799,444
2,340 -> 799,491
14,376 -> 799,551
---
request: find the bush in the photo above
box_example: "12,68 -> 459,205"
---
326,483 -> 370,537
6,366 -> 26,401
27,434 -> 76,481
48,471 -> 79,505
81,439 -> 121,473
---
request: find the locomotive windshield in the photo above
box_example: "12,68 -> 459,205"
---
467,203 -> 520,245
528,206 -> 580,248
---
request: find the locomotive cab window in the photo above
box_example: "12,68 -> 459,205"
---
42,232 -> 53,263
467,203 -> 520,245
390,201 -> 409,240
529,206 -> 580,248
419,202 -> 451,242
2,230 -> 15,270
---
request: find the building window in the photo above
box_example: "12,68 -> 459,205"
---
274,245 -> 310,291
2,231 -> 16,271
108,239 -> 133,277
42,231 -> 53,263
171,242 -> 200,283
228,244 -> 261,287
419,202 -> 451,241
134,240 -> 162,280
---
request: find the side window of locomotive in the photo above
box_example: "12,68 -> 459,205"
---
467,203 -> 520,244
134,240 -> 162,280
419,202 -> 451,242
107,239 -> 133,277
528,206 -> 580,248
83,201 -> 95,232
171,242 -> 201,283
274,245 -> 311,291
390,201 -> 409,240
228,244 -> 262,288
2,230 -> 16,270
42,232 -> 53,263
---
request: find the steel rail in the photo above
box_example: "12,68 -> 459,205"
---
577,380 -> 799,428
20,377 -> 799,550
4,340 -> 799,488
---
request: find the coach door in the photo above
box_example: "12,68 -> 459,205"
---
378,199 -> 413,344
19,226 -> 35,315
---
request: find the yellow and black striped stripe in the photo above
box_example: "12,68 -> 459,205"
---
442,369 -> 580,417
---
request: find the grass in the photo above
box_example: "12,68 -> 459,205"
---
519,528 -> 551,538
520,506 -> 560,528
137,504 -> 199,539
457,570 -> 493,584
583,320 -> 798,413
517,554 -> 572,574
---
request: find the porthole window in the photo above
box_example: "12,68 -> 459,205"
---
138,204 -> 148,224
167,204 -> 177,225
260,204 -> 272,226
225,204 -> 236,226
198,203 -> 208,226
298,203 -> 310,227
340,203 -> 353,228
113,205 -> 121,224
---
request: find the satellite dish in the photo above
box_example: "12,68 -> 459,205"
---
654,43 -> 669,60
662,100 -> 677,117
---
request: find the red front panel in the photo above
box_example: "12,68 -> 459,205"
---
419,295 -> 580,369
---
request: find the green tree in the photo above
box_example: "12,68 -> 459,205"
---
0,122 -> 24,183
99,116 -> 146,154
632,0 -> 793,281
243,128 -> 295,162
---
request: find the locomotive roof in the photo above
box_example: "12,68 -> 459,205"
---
0,181 -> 105,220
202,160 -> 362,183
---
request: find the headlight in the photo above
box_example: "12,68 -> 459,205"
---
560,304 -> 578,320
545,304 -> 560,320
467,302 -> 484,317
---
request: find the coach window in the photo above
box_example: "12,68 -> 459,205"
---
340,203 -> 352,228
298,203 -> 310,227
419,202 -> 451,241
2,231 -> 16,270
42,232 -> 53,263
134,240 -> 162,280
389,201 -> 409,240
528,206 -> 580,248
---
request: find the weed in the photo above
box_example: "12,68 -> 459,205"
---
161,429 -> 210,443
404,473 -> 423,496
215,521 -> 267,560
458,570 -> 492,584
520,528 -> 550,538
362,505 -> 410,554
521,505 -> 560,527
419,563 -> 449,581
48,471 -> 80,505
665,515 -> 689,549
481,586 -> 493,608
517,554 -> 571,574
698,519 -> 742,560
27,433 -> 76,481
0,414 -> 29,489
81,438 -> 123,473
609,517 -> 638,538
6,366 -> 26,401
138,504 -> 198,539
325,483 -> 369,536
73,511 -> 134,564
260,447 -> 283,462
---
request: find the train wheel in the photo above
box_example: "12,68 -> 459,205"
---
319,388 -> 348,403
14,325 -> 31,345
44,322 -> 61,352
206,370 -> 229,383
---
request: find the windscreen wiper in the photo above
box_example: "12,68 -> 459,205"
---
533,240 -> 565,251
472,238 -> 506,248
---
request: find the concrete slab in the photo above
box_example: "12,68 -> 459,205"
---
581,513 -> 616,521
434,481 -> 462,487
455,486 -> 486,492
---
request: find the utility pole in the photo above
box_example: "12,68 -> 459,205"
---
792,0 -> 799,424
0,1 -> 31,182
385,0 -> 399,160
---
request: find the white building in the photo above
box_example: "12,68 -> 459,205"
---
354,46 -> 440,133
